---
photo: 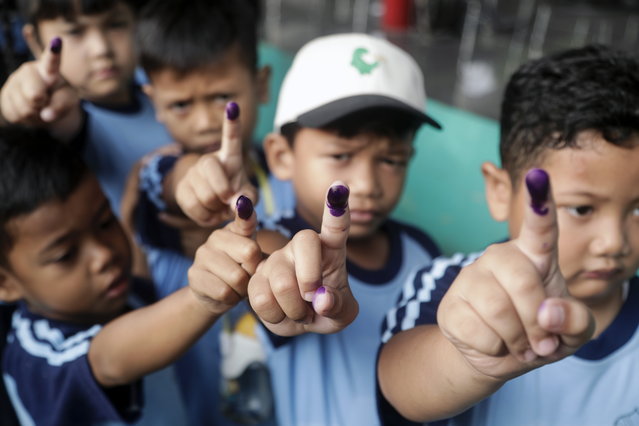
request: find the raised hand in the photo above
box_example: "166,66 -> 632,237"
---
174,102 -> 258,227
0,37 -> 79,127
248,182 -> 358,336
437,168 -> 594,380
188,195 -> 262,316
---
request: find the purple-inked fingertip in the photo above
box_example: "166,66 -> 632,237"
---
326,185 -> 349,217
311,286 -> 327,311
226,102 -> 240,120
50,37 -> 62,54
235,195 -> 253,220
525,168 -> 549,216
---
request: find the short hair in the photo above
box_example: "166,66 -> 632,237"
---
0,126 -> 88,267
136,0 -> 261,78
281,107 -> 423,147
500,44 -> 639,184
19,0 -> 139,27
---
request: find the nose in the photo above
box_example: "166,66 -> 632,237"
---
192,103 -> 220,133
89,237 -> 117,275
590,216 -> 631,258
347,160 -> 381,199
85,28 -> 112,58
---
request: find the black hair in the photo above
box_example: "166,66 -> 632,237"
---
136,0 -> 261,78
500,44 -> 639,184
19,0 -> 139,27
281,107 -> 423,147
0,126 -> 88,267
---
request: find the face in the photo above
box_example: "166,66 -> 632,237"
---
33,1 -> 136,105
2,175 -> 132,324
288,128 -> 413,240
146,45 -> 268,155
507,131 -> 639,308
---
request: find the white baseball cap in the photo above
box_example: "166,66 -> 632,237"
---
274,33 -> 441,130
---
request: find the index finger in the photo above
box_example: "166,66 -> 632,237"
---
515,168 -> 560,283
218,101 -> 243,163
226,194 -> 257,238
37,37 -> 62,86
320,182 -> 350,252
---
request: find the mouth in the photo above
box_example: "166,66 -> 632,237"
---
92,66 -> 119,80
581,268 -> 624,280
105,272 -> 129,299
348,209 -> 380,224
200,141 -> 222,154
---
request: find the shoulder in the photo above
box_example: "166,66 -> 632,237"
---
380,252 -> 481,342
386,219 -> 441,258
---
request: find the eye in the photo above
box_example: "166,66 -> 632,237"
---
107,19 -> 130,30
632,206 -> 639,217
380,156 -> 409,168
169,101 -> 191,114
64,26 -> 84,37
566,205 -> 593,217
50,246 -> 78,264
329,153 -> 352,162
99,212 -> 118,230
212,94 -> 233,105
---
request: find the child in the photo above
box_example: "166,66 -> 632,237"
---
377,44 -> 639,425
0,124 -> 259,425
244,33 -> 443,426
0,0 -> 171,210
125,0 -> 294,424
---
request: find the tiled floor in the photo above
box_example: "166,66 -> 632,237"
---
262,0 -> 639,121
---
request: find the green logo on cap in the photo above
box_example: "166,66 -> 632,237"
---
351,47 -> 379,75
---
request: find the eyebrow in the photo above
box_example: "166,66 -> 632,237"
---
40,199 -> 110,255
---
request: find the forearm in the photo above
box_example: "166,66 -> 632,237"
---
89,286 -> 219,386
377,325 -> 503,422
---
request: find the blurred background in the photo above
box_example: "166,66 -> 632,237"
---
260,0 -> 639,120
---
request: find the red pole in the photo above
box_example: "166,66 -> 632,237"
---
382,0 -> 411,30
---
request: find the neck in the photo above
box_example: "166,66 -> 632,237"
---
346,230 -> 389,270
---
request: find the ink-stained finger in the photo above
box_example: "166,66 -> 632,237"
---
218,101 -> 243,163
320,182 -> 350,251
515,169 -> 560,282
38,37 -> 62,86
228,195 -> 258,239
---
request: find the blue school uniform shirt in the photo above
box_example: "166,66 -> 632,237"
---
81,84 -> 171,211
379,252 -> 639,426
134,150 -> 294,426
261,211 -> 441,426
2,301 -> 142,426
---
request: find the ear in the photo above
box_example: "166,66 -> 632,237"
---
22,24 -> 44,59
142,84 -> 163,123
256,65 -> 271,105
263,132 -> 294,181
481,161 -> 513,222
0,267 -> 23,303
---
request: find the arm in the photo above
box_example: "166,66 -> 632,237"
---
88,196 -> 260,387
377,169 -> 594,422
0,37 -> 83,141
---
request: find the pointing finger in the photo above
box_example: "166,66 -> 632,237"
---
38,37 -> 62,87
218,101 -> 243,163
320,182 -> 350,252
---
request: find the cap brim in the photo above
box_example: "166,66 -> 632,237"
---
295,95 -> 442,130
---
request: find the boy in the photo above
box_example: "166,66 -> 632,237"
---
377,44 -> 639,425
244,33 -> 443,426
0,124 -> 259,425
124,0 -> 294,424
0,0 -> 170,210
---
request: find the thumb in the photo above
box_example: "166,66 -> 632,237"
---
515,168 -> 566,298
227,195 -> 257,238
37,37 -> 62,87
537,297 -> 595,351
